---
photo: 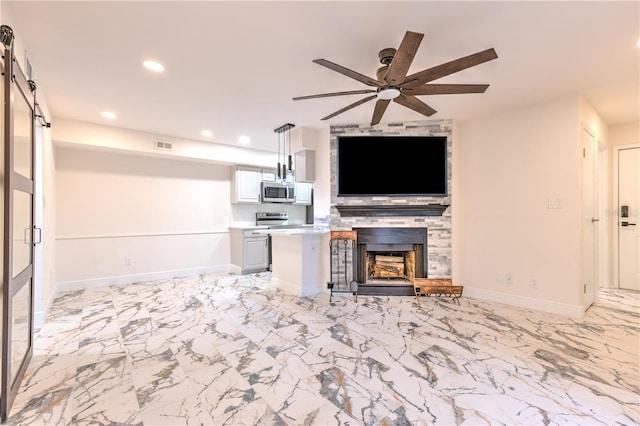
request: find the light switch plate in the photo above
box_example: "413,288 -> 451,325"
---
547,198 -> 562,209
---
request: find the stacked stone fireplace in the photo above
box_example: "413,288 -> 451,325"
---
329,120 -> 453,295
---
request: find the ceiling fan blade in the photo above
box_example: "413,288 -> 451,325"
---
371,99 -> 390,126
293,89 -> 377,101
321,94 -> 378,121
393,94 -> 437,117
403,83 -> 490,96
384,31 -> 424,86
401,48 -> 498,88
313,59 -> 383,88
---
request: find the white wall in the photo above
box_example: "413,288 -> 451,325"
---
608,121 -> 639,147
290,125 -> 332,221
54,118 -> 277,168
455,95 -> 584,317
36,121 -> 57,326
314,126 -> 331,220
55,146 -> 233,288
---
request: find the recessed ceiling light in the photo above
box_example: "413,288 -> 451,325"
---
637,39 -> 640,48
143,60 -> 165,72
238,136 -> 250,145
201,130 -> 213,137
101,111 -> 117,119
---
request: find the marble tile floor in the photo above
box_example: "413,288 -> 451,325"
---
6,272 -> 639,425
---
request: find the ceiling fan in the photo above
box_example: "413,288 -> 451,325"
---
293,30 -> 498,126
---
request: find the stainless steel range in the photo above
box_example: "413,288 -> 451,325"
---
256,212 -> 288,271
256,212 -> 289,227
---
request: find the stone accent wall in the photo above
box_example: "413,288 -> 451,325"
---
330,119 -> 452,278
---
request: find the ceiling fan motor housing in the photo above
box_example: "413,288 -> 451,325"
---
378,48 -> 396,64
377,48 -> 396,82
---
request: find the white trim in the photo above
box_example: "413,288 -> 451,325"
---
34,121 -> 45,327
612,143 -> 640,289
463,287 -> 584,319
56,265 -> 236,292
581,126 -> 599,308
598,141 -> 609,289
34,288 -> 56,329
56,229 -> 229,240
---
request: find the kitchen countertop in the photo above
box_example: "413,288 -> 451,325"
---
228,225 -> 269,230
228,224 -> 315,231
260,227 -> 329,236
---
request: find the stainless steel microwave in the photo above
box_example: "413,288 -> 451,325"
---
262,182 -> 295,203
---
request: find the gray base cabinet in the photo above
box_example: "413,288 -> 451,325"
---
230,228 -> 269,273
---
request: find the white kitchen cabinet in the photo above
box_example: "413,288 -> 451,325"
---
231,165 -> 261,204
230,228 -> 269,273
294,182 -> 313,205
261,168 -> 276,182
260,168 -> 294,183
294,149 -> 315,182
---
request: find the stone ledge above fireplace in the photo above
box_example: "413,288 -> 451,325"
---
335,204 -> 449,217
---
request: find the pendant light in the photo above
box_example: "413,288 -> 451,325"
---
274,123 -> 295,183
276,131 -> 282,181
282,128 -> 287,182
287,129 -> 293,181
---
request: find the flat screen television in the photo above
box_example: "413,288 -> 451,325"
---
337,135 -> 448,197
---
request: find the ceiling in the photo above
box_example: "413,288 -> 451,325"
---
4,1 -> 639,153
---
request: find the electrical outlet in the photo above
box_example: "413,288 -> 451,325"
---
505,274 -> 513,284
125,257 -> 132,266
529,279 -> 537,288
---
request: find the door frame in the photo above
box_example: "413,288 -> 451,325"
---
597,141 -> 608,290
612,143 -> 640,289
581,126 -> 600,309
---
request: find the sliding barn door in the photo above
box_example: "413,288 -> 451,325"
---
0,26 -> 37,423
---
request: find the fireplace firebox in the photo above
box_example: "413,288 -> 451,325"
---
354,227 -> 427,295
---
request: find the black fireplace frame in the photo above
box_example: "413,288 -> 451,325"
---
354,227 -> 427,284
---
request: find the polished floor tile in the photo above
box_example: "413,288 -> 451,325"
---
6,273 -> 640,425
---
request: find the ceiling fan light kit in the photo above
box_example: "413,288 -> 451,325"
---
377,88 -> 400,100
293,30 -> 498,126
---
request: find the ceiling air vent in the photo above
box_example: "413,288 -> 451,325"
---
154,140 -> 173,151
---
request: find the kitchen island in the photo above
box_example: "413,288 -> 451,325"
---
260,228 -> 330,297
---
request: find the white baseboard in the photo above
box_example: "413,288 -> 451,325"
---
34,286 -> 58,329
464,287 -> 585,319
269,277 -> 299,296
56,265 -> 235,293
269,276 -> 325,297
34,311 -> 46,329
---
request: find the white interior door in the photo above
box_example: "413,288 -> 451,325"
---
618,147 -> 640,290
582,128 -> 598,307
